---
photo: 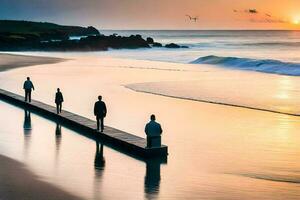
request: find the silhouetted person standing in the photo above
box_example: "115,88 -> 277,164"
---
145,114 -> 163,148
94,96 -> 107,132
23,77 -> 34,102
55,88 -> 64,114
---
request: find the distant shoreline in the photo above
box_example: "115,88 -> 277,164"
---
0,20 -> 187,51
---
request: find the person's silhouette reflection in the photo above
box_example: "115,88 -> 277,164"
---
55,123 -> 62,163
23,109 -> 32,156
55,123 -> 62,137
23,109 -> 32,133
144,158 -> 162,199
93,140 -> 105,199
94,141 -> 105,170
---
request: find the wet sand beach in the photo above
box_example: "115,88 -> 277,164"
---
0,154 -> 82,200
0,53 -> 64,72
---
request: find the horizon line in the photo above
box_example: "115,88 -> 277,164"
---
99,29 -> 300,31
2,18 -> 300,32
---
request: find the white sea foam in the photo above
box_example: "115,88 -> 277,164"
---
191,55 -> 300,76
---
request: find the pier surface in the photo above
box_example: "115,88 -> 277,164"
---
0,89 -> 168,158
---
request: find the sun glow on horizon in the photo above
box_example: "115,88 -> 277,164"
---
292,19 -> 300,25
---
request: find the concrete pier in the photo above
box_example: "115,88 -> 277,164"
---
0,89 -> 168,158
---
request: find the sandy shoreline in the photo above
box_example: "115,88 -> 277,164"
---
0,154 -> 82,200
0,53 -> 65,72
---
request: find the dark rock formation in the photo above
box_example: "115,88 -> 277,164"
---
146,37 -> 154,44
0,20 -> 188,51
152,42 -> 163,47
165,43 -> 181,48
0,34 -> 151,51
0,20 -> 100,41
165,43 -> 188,48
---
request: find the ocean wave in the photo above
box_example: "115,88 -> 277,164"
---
191,55 -> 300,76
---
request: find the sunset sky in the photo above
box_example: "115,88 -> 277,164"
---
1,0 -> 300,30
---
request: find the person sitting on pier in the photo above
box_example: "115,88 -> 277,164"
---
94,95 -> 107,132
145,114 -> 163,148
23,77 -> 35,102
55,88 -> 64,114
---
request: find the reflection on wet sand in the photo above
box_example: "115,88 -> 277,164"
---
144,158 -> 166,200
23,109 -> 32,133
94,141 -> 105,170
23,109 -> 32,157
55,123 -> 62,165
94,140 -> 105,200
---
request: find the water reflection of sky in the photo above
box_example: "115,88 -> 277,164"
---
0,101 -> 164,200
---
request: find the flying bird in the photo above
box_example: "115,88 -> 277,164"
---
247,9 -> 258,14
186,15 -> 198,22
234,9 -> 258,14
233,8 -> 286,24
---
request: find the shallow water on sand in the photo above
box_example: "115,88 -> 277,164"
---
2,55 -> 300,199
127,73 -> 300,116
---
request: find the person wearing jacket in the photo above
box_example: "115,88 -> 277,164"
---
55,88 -> 64,114
94,95 -> 107,132
23,77 -> 35,102
145,114 -> 163,148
